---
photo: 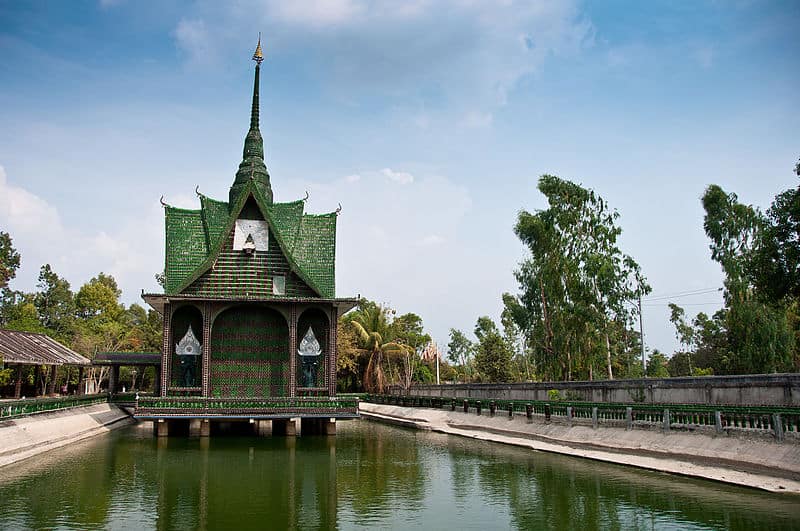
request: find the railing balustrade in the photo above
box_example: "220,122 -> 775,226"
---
366,393 -> 800,440
0,394 -> 108,420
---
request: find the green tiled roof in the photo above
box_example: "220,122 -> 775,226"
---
164,181 -> 336,298
162,52 -> 338,299
165,206 -> 209,294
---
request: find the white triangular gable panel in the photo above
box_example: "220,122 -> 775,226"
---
233,219 -> 269,251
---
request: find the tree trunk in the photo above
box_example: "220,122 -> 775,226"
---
605,330 -> 614,380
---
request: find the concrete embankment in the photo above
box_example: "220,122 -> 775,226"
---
0,403 -> 132,468
360,402 -> 800,494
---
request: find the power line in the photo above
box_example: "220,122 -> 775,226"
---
642,302 -> 723,307
643,287 -> 722,302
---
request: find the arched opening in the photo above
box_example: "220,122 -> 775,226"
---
297,308 -> 329,390
210,305 -> 289,398
170,305 -> 203,389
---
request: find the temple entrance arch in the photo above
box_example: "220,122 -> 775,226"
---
210,305 -> 289,398
296,308 -> 330,392
170,304 -> 203,390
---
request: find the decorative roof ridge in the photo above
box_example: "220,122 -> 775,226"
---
164,204 -> 202,214
173,180 -> 325,297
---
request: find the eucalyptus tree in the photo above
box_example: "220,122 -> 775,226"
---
702,183 -> 795,373
506,175 -> 650,381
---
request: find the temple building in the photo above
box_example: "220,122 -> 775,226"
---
135,38 -> 359,435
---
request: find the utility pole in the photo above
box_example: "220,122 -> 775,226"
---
639,293 -> 646,375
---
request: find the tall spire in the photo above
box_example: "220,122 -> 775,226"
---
230,34 -> 273,206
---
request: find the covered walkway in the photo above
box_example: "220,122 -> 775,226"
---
0,329 -> 90,398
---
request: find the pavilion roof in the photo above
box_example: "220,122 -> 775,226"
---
0,329 -> 90,366
93,352 -> 162,366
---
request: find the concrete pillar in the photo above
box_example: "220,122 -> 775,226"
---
773,414 -> 784,442
190,419 -> 202,437
77,367 -> 85,395
257,419 -> 273,436
286,419 -> 297,437
47,366 -> 57,395
14,365 -> 23,398
663,409 -> 671,432
324,418 -> 336,435
200,419 -> 210,437
625,407 -> 633,430
34,365 -> 42,396
157,419 -> 169,437
715,411 -> 723,434
592,407 -> 598,429
109,366 -> 119,396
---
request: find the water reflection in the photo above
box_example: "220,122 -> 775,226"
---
0,420 -> 797,530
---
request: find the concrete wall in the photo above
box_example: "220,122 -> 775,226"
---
392,374 -> 800,406
0,403 -> 132,468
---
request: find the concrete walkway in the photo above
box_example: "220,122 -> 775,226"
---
360,402 -> 800,494
0,403 -> 132,468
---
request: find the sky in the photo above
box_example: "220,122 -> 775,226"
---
0,0 -> 798,358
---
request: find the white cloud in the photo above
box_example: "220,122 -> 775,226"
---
461,110 -> 493,128
174,18 -> 216,65
0,165 -> 162,303
381,167 -> 414,185
419,234 -> 445,246
171,0 -> 593,114
266,0 -> 364,27
343,173 -> 361,183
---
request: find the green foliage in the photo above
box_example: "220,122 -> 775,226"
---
547,389 -> 562,401
645,350 -> 670,378
0,232 -> 21,290
697,168 -> 799,374
472,316 -> 513,383
667,352 -> 692,377
34,264 -> 75,342
506,175 -> 650,382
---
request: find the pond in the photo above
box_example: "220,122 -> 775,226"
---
0,420 -> 798,530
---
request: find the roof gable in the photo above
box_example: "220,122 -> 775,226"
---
165,180 -> 336,298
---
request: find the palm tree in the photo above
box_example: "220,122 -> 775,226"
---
350,304 -> 409,393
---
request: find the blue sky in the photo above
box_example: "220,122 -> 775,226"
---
1,0 -> 798,358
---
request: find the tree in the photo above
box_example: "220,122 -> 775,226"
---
473,317 -> 513,383
336,319 -> 362,392
507,175 -> 650,381
702,181 -> 796,373
392,313 -> 431,389
0,232 -> 21,290
447,328 -> 474,381
34,264 -> 75,342
646,349 -> 669,378
350,303 -> 408,393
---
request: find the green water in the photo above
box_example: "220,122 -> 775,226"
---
0,420 -> 798,530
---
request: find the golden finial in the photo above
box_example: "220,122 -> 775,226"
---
253,32 -> 264,64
